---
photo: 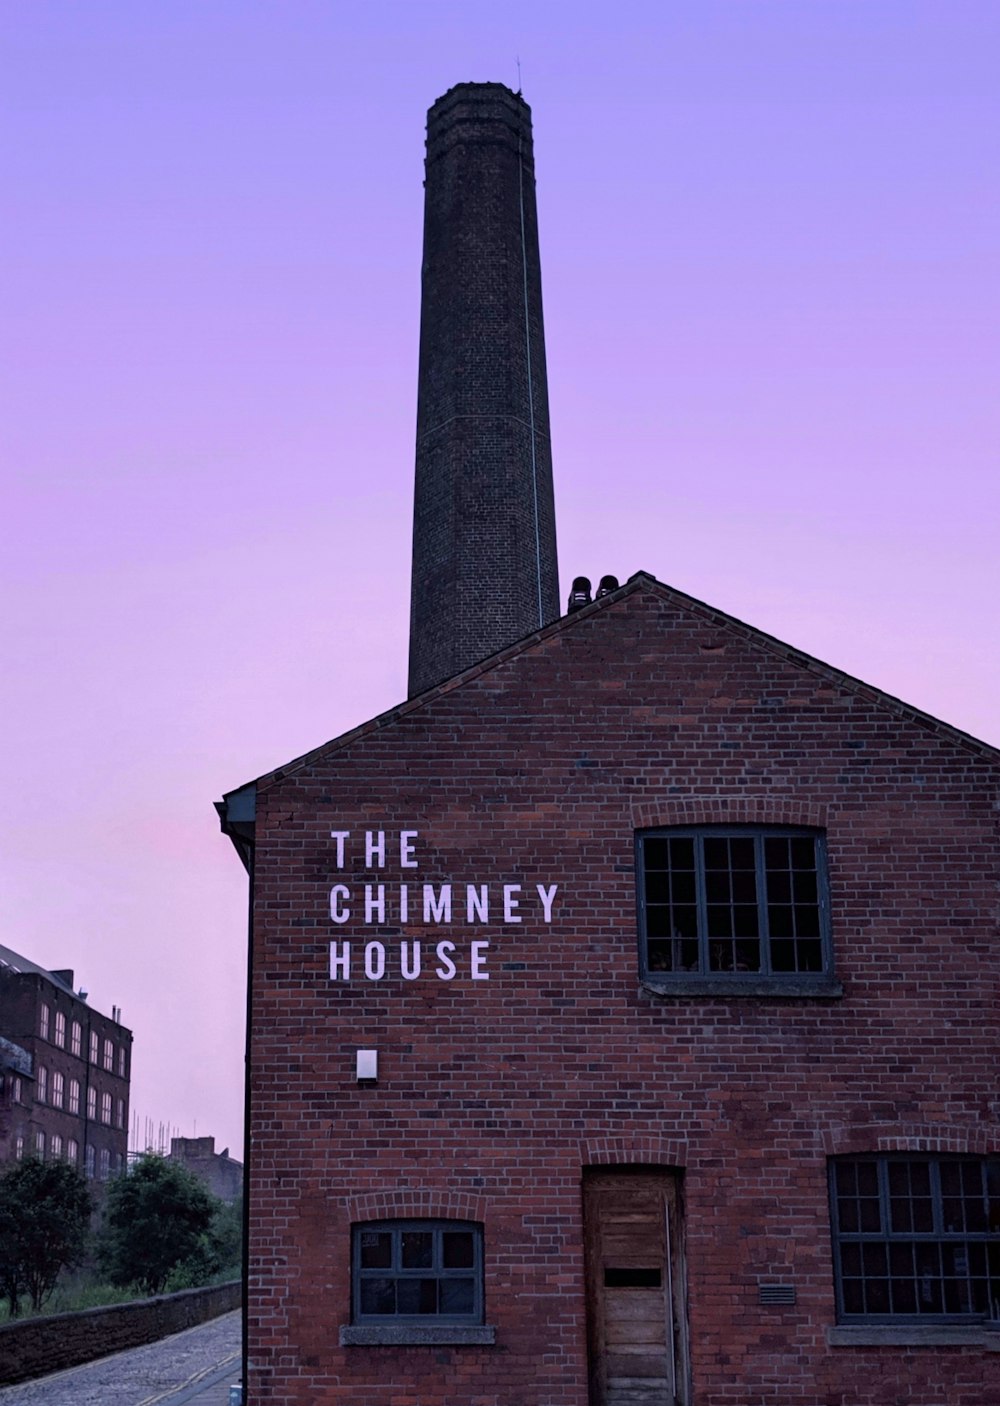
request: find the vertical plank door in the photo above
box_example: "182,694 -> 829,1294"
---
583,1171 -> 687,1406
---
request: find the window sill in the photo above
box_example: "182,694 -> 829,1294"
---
641,975 -> 843,999
339,1324 -> 496,1347
828,1324 -> 1000,1350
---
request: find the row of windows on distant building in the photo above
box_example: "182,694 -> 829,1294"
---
38,1005 -> 128,1078
9,1071 -> 125,1127
12,1133 -> 124,1179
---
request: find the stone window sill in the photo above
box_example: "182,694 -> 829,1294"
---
828,1324 -> 1000,1350
340,1324 -> 496,1347
641,976 -> 843,999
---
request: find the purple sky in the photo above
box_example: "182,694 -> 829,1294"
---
2,3 -> 997,1159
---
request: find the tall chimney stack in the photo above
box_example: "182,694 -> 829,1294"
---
407,83 -> 559,697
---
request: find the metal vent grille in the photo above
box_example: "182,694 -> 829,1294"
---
758,1282 -> 796,1306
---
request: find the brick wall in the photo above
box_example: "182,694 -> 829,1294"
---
243,579 -> 999,1405
0,1279 -> 240,1387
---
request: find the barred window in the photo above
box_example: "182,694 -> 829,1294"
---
830,1156 -> 1000,1321
638,827 -> 831,981
353,1221 -> 483,1324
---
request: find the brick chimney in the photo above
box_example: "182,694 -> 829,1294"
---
407,83 -> 560,697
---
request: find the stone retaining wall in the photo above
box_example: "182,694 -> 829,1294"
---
0,1279 -> 241,1386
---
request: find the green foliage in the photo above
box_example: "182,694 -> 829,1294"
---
210,1193 -> 243,1272
163,1192 -> 243,1292
97,1154 -> 218,1295
0,1157 -> 92,1316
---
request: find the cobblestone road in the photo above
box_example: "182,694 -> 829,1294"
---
0,1310 -> 240,1406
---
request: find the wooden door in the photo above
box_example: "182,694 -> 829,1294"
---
583,1171 -> 689,1406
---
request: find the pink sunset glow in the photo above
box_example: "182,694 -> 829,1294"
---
2,3 -> 997,1157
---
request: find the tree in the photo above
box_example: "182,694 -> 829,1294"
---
97,1154 -> 217,1295
0,1157 -> 92,1316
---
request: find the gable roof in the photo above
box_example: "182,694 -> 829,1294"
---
0,942 -> 76,995
221,570 -> 1000,814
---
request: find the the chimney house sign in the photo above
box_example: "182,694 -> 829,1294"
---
326,830 -> 560,983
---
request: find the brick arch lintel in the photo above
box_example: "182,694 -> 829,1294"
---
345,1188 -> 487,1225
582,1136 -> 688,1169
631,797 -> 828,831
821,1123 -> 999,1157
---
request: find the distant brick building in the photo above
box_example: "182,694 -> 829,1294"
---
170,1135 -> 243,1204
0,944 -> 131,1182
219,83 -> 1000,1406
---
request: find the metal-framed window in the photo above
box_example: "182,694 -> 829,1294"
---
54,1012 -> 66,1047
352,1220 -> 484,1324
39,1004 -> 50,1040
637,826 -> 831,980
71,1020 -> 82,1057
69,1078 -> 81,1115
830,1156 -> 1000,1322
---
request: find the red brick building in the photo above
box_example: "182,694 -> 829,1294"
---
219,84 -> 999,1406
0,944 -> 131,1182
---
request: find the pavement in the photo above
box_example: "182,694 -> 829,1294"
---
0,1309 -> 241,1406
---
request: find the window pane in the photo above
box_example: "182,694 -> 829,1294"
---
401,1232 -> 433,1269
646,905 -> 671,939
643,838 -> 669,870
396,1278 -> 437,1315
888,1162 -> 933,1234
360,1231 -> 392,1269
792,869 -> 818,904
439,1277 -> 474,1314
360,1278 -> 395,1315
790,837 -> 816,869
442,1231 -> 474,1268
645,872 -> 670,904
667,837 -> 694,871
703,838 -> 730,873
